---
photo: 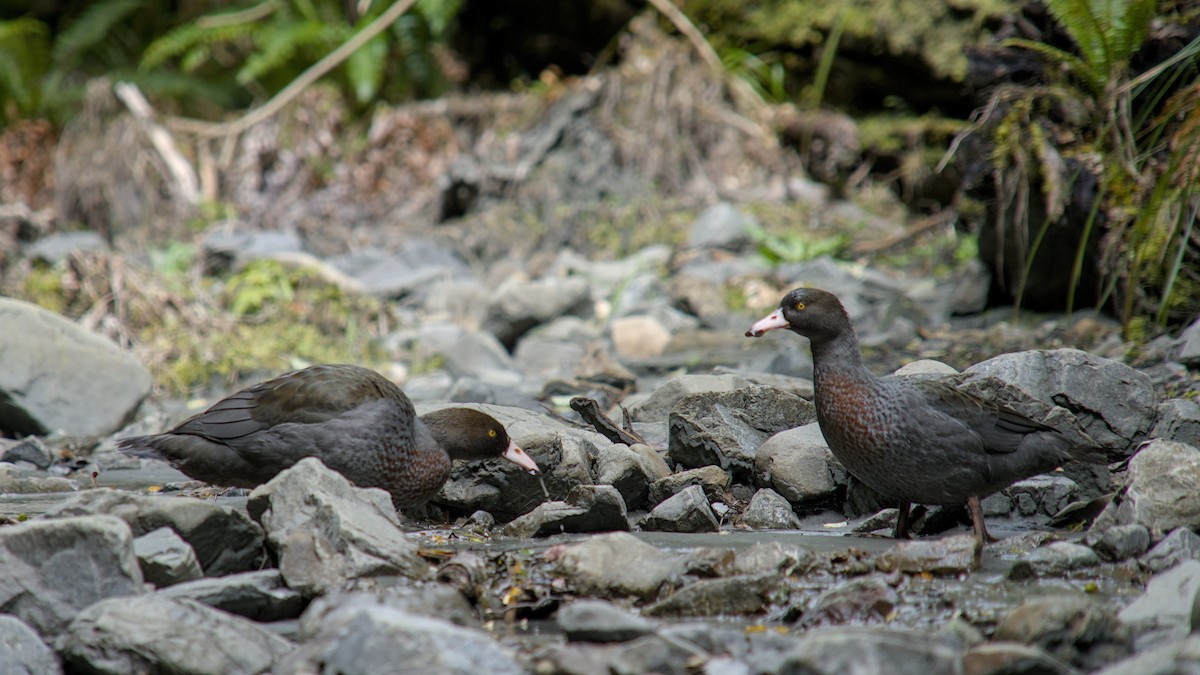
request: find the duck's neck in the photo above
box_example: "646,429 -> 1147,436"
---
810,329 -> 875,388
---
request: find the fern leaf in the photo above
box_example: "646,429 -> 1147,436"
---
1002,37 -> 1098,91
238,21 -> 327,84
52,0 -> 148,65
346,34 -> 388,104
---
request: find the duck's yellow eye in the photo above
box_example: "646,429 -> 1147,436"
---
488,429 -> 497,438
795,302 -> 806,311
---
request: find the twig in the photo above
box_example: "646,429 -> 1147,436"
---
849,210 -> 958,255
570,397 -> 646,447
113,82 -> 200,205
166,0 -> 419,138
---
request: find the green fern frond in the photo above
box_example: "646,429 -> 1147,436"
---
346,35 -> 388,104
415,0 -> 463,37
52,0 -> 148,66
143,22 -> 258,70
1001,37 -> 1097,90
0,18 -> 51,114
238,21 -> 332,84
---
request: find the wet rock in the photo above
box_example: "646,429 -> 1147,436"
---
625,374 -> 750,422
45,489 -> 266,576
643,573 -> 778,618
26,230 -> 109,263
327,240 -> 469,297
554,532 -> 682,600
1006,474 -> 1080,518
133,526 -> 202,588
60,596 -> 294,674
0,515 -> 143,638
875,534 -> 978,574
610,315 -> 672,359
963,642 -> 1075,675
0,464 -> 78,494
668,385 -> 817,478
732,542 -> 817,576
277,603 -> 523,675
0,297 -> 152,438
994,595 -> 1117,665
893,359 -> 959,378
157,570 -> 306,622
1088,524 -> 1151,562
595,443 -> 669,510
557,599 -> 656,643
0,435 -> 51,469
246,458 -> 430,595
1095,633 -> 1200,675
775,627 -> 963,675
0,614 -> 61,675
742,488 -> 802,530
301,585 -> 477,629
499,484 -> 629,538
1150,398 -> 1200,449
640,484 -> 719,533
1117,559 -> 1200,648
1140,527 -> 1200,573
648,465 -> 731,505
960,348 -> 1157,455
754,422 -> 840,503
484,276 -> 592,349
687,201 -> 755,250
803,576 -> 899,627
1092,440 -> 1200,537
1021,541 -> 1101,576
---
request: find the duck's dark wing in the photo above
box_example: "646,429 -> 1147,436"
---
909,379 -> 1054,455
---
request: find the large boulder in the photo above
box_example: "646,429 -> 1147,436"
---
1092,440 -> 1200,538
0,297 -> 152,437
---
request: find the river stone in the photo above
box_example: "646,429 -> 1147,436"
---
960,348 -> 1157,454
802,576 -> 899,628
1091,440 -> 1200,537
498,484 -> 629,538
610,315 -> 672,359
557,599 -> 656,643
754,422 -> 840,503
483,276 -> 592,349
0,614 -> 62,675
133,526 -> 202,588
1094,633 -> 1200,675
1117,559 -> 1200,648
775,627 -> 963,675
0,515 -> 143,639
0,435 -> 52,469
625,373 -> 750,422
44,489 -> 266,576
1140,527 -> 1200,573
1020,541 -> 1101,576
247,458 -> 430,595
994,595 -> 1116,662
742,488 -> 802,530
1089,524 -> 1151,562
668,385 -> 816,478
0,297 -> 152,438
1179,318 -> 1200,364
554,532 -> 682,600
0,464 -> 77,495
277,604 -> 523,675
1150,398 -> 1200,449
1007,474 -> 1080,518
732,542 -> 818,576
200,223 -> 302,272
687,201 -> 756,250
875,534 -> 978,574
408,321 -> 520,387
60,595 -> 293,675
963,642 -> 1075,675
26,230 -> 109,263
299,585 -> 477,631
648,465 -> 731,505
157,570 -> 306,622
326,240 -> 469,298
644,573 -> 778,618
595,443 -> 666,510
640,484 -> 719,533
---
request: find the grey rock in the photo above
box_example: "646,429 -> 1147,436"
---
0,297 -> 152,438
742,488 -> 802,530
1006,474 -> 1080,519
668,385 -> 817,478
554,532 -> 682,600
803,576 -> 899,627
327,240 -> 469,297
0,614 -> 62,675
200,223 -> 302,271
995,595 -> 1116,662
157,570 -> 305,622
1179,318 -> 1200,364
0,515 -> 143,639
0,436 -> 51,469
1140,527 -> 1200,573
641,484 -> 719,533
1151,398 -> 1200,448
626,374 -> 750,422
610,314 -> 672,359
557,599 -> 656,643
406,321 -> 520,387
875,534 -> 978,574
300,585 -> 477,630
732,542 -> 817,576
1089,524 -> 1151,562
962,642 -> 1075,675
960,348 -> 1157,454
946,258 -> 991,316
1094,633 -> 1200,675
246,458 -> 430,595
648,466 -> 731,505
133,526 -> 202,588
687,202 -> 756,250
1117,559 -> 1200,647
484,276 -> 592,349
44,489 -> 266,576
60,596 -> 293,675
1092,440 -> 1200,537
775,627 -> 963,675
0,464 -> 78,494
1021,542 -> 1101,576
754,422 -> 840,503
595,443 -> 667,510
644,573 -> 778,618
499,484 -> 629,538
893,359 -> 959,377
277,604 -> 522,675
26,230 -> 108,263
512,334 -> 588,379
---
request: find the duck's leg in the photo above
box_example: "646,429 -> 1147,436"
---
894,500 -> 912,539
966,495 -> 997,562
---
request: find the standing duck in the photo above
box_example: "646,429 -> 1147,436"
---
118,364 -> 539,509
746,288 -> 1103,554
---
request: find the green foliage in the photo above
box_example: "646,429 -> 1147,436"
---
721,49 -> 789,103
745,221 -> 847,264
0,17 -> 50,119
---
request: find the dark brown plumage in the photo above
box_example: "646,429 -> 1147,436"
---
117,364 -> 539,509
747,288 -> 1103,554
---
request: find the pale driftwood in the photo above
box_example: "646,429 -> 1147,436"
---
113,81 -> 200,205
